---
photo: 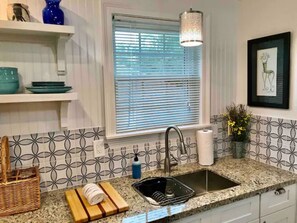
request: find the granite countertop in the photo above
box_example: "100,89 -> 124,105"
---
1,156 -> 297,223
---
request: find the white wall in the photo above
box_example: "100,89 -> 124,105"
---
0,0 -> 104,136
0,0 -> 238,136
237,0 -> 297,119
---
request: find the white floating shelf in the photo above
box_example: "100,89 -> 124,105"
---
0,92 -> 78,129
0,20 -> 75,75
0,92 -> 77,103
0,20 -> 75,37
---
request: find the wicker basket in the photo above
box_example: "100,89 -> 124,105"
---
0,136 -> 40,216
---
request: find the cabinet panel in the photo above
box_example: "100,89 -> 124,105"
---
260,206 -> 295,223
212,196 -> 260,223
261,184 -> 296,216
173,210 -> 212,223
173,184 -> 297,223
248,220 -> 259,223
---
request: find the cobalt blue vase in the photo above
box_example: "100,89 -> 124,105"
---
42,0 -> 64,25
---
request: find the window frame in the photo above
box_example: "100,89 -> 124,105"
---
102,6 -> 210,139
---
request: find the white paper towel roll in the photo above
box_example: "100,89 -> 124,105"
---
197,129 -> 214,165
82,183 -> 107,205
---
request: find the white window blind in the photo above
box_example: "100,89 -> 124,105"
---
113,15 -> 202,134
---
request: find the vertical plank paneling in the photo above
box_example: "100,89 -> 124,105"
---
209,5 -> 237,115
0,0 -> 104,136
0,0 -> 237,136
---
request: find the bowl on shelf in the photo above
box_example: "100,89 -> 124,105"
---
0,81 -> 19,94
0,67 -> 19,82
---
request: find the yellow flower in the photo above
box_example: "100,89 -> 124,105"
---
238,131 -> 241,135
227,120 -> 235,127
227,120 -> 234,126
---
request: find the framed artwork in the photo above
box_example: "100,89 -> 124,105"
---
248,32 -> 291,108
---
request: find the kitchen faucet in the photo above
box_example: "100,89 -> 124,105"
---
164,125 -> 187,175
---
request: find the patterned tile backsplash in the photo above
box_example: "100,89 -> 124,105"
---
247,115 -> 297,172
6,115 -> 228,192
11,114 -> 297,192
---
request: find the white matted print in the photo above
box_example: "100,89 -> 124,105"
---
257,47 -> 277,96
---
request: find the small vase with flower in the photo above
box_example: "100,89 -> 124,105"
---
224,104 -> 252,158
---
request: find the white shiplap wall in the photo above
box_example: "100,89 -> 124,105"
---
0,0 -> 104,136
0,0 -> 238,136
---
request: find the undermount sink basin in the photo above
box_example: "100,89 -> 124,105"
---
174,169 -> 240,197
132,177 -> 195,206
132,170 -> 239,206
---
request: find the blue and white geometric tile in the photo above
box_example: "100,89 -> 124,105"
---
9,133 -> 45,168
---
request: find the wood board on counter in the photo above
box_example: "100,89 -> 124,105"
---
65,182 -> 129,223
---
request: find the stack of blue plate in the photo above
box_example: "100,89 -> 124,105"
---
26,81 -> 72,94
0,67 -> 19,94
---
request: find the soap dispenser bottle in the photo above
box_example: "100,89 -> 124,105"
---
132,153 -> 141,179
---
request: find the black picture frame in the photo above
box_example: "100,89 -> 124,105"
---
248,32 -> 291,109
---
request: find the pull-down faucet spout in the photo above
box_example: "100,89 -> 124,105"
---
164,125 -> 187,175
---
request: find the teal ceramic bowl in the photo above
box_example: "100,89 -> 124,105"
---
0,67 -> 19,82
0,81 -> 19,94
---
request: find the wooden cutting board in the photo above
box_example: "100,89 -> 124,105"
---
65,182 -> 129,223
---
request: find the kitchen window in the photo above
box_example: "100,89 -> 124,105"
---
103,10 -> 209,139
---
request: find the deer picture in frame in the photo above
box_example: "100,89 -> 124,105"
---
260,52 -> 275,93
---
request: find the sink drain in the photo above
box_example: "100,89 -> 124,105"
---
165,186 -> 175,198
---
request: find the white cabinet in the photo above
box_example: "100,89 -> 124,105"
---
260,206 -> 295,223
248,220 -> 259,223
173,196 -> 259,223
173,209 -> 212,223
261,184 -> 296,216
212,196 -> 259,223
260,185 -> 296,223
173,184 -> 296,223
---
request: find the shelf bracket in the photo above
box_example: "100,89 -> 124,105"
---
57,35 -> 69,76
60,101 -> 70,130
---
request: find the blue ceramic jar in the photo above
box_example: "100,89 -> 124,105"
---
42,0 -> 64,25
0,67 -> 19,94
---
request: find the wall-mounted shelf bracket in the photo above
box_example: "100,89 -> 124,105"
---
57,35 -> 69,76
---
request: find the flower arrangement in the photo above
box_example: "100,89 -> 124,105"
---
224,104 -> 252,142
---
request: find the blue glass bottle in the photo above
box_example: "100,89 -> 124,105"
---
42,0 -> 64,25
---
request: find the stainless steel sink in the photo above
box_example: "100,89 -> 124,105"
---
132,170 -> 239,206
132,177 -> 195,206
174,169 -> 240,196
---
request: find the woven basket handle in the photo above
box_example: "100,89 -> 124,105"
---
1,136 -> 11,183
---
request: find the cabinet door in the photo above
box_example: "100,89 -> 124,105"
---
248,220 -> 259,223
261,184 -> 296,216
172,210 -> 212,223
212,196 -> 260,223
260,206 -> 295,223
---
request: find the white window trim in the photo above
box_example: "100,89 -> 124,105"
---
102,6 -> 211,140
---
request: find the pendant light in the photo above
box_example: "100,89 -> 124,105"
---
179,8 -> 203,47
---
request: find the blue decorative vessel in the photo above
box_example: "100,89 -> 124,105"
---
42,0 -> 64,25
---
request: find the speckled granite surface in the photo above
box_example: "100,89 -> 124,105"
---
1,156 -> 297,223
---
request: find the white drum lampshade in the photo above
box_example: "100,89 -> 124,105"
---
179,9 -> 203,47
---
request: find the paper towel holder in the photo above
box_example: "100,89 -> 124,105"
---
197,129 -> 214,166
